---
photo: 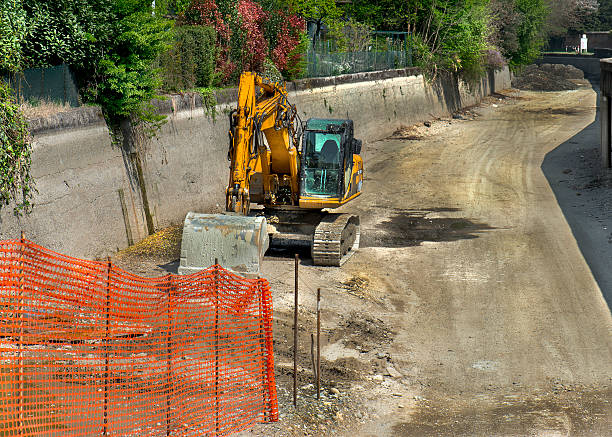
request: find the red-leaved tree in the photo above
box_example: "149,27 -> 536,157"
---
272,13 -> 306,75
237,0 -> 268,72
180,0 -> 306,84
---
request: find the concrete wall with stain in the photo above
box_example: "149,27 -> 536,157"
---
0,67 -> 511,259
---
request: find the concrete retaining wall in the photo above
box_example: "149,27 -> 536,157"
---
0,67 -> 511,259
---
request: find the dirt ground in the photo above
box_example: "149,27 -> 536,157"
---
115,81 -> 612,436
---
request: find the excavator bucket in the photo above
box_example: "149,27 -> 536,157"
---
178,212 -> 269,277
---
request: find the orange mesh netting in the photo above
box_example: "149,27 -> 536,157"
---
0,239 -> 278,436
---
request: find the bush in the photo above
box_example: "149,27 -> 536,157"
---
0,0 -> 28,73
160,25 -> 217,92
84,5 -> 172,132
180,0 -> 306,84
0,81 -> 35,215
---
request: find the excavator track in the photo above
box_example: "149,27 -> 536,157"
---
312,214 -> 360,266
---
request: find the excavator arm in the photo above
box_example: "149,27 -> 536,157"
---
226,72 -> 300,214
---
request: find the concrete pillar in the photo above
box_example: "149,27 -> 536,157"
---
601,95 -> 611,168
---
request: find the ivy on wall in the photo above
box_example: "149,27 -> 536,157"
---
0,82 -> 35,216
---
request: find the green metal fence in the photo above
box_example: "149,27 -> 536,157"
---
306,31 -> 412,78
3,64 -> 80,106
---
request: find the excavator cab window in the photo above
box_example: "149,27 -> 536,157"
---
302,131 -> 342,196
300,118 -> 355,198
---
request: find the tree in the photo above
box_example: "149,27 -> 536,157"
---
341,0 -> 411,32
513,0 -> 549,66
489,0 -> 549,67
489,0 -> 523,61
84,0 -> 172,135
545,0 -> 598,35
289,0 -> 340,42
16,0 -> 114,71
581,0 -> 612,30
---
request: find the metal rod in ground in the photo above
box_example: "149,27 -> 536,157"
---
214,258 -> 220,435
293,254 -> 299,407
310,333 -> 316,383
316,288 -> 321,400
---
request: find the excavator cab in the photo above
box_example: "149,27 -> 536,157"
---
299,118 -> 363,209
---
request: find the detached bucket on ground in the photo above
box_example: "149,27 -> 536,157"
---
179,212 -> 269,277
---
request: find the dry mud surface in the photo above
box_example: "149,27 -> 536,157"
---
116,82 -> 612,436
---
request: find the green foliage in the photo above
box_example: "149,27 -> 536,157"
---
334,19 -> 373,53
85,2 -> 173,135
0,0 -> 28,73
282,31 -> 309,80
20,0 -> 113,70
344,0 -> 549,75
154,0 -> 193,14
341,0 -> 411,32
160,25 -> 217,91
262,58 -> 283,83
194,86 -> 217,119
395,0 -> 492,80
289,0 -> 340,24
510,0 -> 549,67
439,1 -> 491,79
0,81 -> 35,215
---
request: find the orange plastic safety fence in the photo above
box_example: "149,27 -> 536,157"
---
0,239 -> 278,436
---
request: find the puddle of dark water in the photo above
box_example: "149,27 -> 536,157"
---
361,208 -> 494,248
158,260 -> 179,274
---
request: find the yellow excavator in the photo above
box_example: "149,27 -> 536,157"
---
179,72 -> 363,276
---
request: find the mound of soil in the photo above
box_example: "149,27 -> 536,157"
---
512,64 -> 584,91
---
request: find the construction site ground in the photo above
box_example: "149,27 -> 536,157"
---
115,80 -> 612,436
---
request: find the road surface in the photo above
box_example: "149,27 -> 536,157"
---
253,83 -> 612,436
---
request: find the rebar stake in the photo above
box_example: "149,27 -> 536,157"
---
316,288 -> 321,400
293,254 -> 299,407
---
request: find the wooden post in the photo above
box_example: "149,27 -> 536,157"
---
165,275 -> 173,436
293,254 -> 299,407
18,232 -> 25,435
103,257 -> 111,436
214,258 -> 220,436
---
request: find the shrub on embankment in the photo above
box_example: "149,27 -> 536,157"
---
0,81 -> 35,216
159,25 -> 217,92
